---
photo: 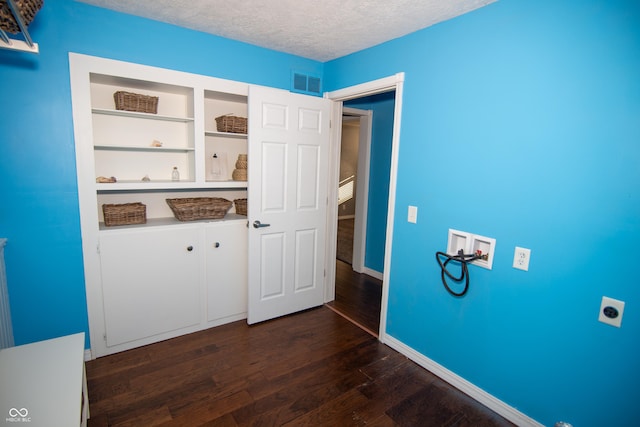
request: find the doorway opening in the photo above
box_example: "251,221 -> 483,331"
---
328,107 -> 383,336
325,74 -> 404,341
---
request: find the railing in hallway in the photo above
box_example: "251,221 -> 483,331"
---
338,174 -> 355,205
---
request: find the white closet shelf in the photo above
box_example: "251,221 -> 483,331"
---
94,144 -> 194,153
92,108 -> 194,122
98,214 -> 247,231
204,131 -> 247,139
96,180 -> 248,192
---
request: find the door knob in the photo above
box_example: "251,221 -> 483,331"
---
214,242 -> 220,248
253,220 -> 271,229
187,245 -> 193,252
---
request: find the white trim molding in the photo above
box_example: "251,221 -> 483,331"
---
363,267 -> 383,281
326,72 -> 405,339
383,334 -> 544,427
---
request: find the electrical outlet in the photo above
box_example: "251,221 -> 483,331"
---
513,247 -> 531,271
598,296 -> 625,328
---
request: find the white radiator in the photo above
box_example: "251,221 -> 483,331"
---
0,238 -> 14,349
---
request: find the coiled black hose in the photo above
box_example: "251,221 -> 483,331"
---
435,249 -> 483,297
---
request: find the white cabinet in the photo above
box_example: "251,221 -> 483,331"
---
205,221 -> 248,324
0,333 -> 88,427
96,221 -> 247,354
99,226 -> 201,348
69,53 -> 252,358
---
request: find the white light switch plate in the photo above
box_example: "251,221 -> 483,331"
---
408,205 -> 417,223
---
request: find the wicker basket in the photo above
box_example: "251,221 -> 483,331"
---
114,91 -> 159,114
232,169 -> 247,181
102,203 -> 147,227
215,115 -> 247,134
234,199 -> 247,216
166,197 -> 232,221
235,154 -> 248,169
0,0 -> 43,34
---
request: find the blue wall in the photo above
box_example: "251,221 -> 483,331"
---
2,0 -> 639,425
0,0 -> 322,348
326,0 -> 639,425
345,92 -> 395,273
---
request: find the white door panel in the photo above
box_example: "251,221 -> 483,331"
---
297,145 -> 320,210
260,232 -> 286,299
262,142 -> 287,212
248,86 -> 330,324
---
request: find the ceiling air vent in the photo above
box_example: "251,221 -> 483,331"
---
291,71 -> 322,96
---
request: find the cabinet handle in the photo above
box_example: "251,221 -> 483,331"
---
187,245 -> 193,252
214,242 -> 220,248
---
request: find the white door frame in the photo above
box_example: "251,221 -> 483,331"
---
324,73 -> 405,341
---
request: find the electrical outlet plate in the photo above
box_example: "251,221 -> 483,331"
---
513,246 -> 531,271
598,296 -> 625,328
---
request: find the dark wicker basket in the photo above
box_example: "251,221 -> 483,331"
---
234,198 -> 247,216
215,115 -> 247,134
0,0 -> 43,34
166,197 -> 232,221
102,203 -> 147,226
114,91 -> 159,114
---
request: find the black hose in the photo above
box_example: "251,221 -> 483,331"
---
435,249 -> 482,297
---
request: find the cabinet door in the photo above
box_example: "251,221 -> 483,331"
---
205,221 -> 247,323
99,227 -> 201,348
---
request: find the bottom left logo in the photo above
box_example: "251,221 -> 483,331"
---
6,407 -> 31,423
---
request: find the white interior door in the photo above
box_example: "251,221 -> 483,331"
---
247,86 -> 330,324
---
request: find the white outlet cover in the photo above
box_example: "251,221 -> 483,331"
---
598,296 -> 625,328
512,247 -> 531,271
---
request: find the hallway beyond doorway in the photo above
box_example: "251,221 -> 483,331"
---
326,259 -> 382,337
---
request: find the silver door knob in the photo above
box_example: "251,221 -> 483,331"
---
253,220 -> 271,228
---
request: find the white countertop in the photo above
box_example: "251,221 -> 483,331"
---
0,333 -> 86,427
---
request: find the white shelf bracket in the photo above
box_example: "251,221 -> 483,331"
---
0,0 -> 40,54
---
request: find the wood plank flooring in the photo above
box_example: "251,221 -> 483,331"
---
336,218 -> 355,264
326,259 -> 382,336
86,307 -> 514,426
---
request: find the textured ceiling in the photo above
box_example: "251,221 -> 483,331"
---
77,0 -> 496,61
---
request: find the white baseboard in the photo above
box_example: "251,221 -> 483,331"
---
338,214 -> 356,220
84,349 -> 93,361
381,334 -> 543,427
363,267 -> 383,281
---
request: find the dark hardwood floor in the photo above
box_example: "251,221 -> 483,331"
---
86,307 -> 514,426
327,259 -> 382,336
